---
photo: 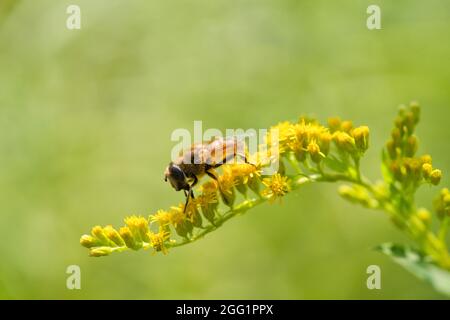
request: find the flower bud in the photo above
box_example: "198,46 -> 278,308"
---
333,132 -> 355,153
406,158 -> 422,182
119,226 -> 139,250
417,208 -> 431,225
386,140 -> 397,159
404,136 -> 418,157
409,101 -> 420,124
319,132 -> 332,156
89,247 -> 113,257
352,126 -> 370,152
405,112 -> 417,134
420,154 -> 432,165
91,226 -> 112,246
80,235 -> 100,248
104,225 -> 125,247
433,188 -> 450,219
307,141 -> 323,164
327,117 -> 341,133
341,121 -> 353,133
391,128 -> 402,145
430,169 -> 442,186
422,163 -> 433,179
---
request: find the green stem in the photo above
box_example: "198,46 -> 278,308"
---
168,175 -> 312,249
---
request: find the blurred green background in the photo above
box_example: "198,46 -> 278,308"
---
0,0 -> 449,299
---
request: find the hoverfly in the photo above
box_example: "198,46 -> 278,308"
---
164,136 -> 252,211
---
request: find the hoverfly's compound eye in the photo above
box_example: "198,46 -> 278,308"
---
166,164 -> 187,191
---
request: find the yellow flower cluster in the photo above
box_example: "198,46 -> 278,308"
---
434,188 -> 450,219
81,114 -> 372,257
268,116 -> 369,166
384,102 -> 442,187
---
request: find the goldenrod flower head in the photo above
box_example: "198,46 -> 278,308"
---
422,163 -> 433,179
333,131 -> 355,153
103,225 -> 125,247
218,165 -> 236,207
421,154 -> 432,165
267,121 -> 292,152
89,247 -> 113,257
231,163 -> 262,186
433,188 -> 450,219
124,215 -> 150,242
306,124 -> 327,142
91,225 -> 112,246
80,234 -> 99,248
169,205 -> 187,227
405,158 -> 422,180
352,126 -> 370,152
417,208 -> 431,224
318,131 -> 332,156
150,209 -> 172,227
306,140 -> 323,164
199,181 -> 218,204
430,169 -> 442,186
148,229 -> 170,254
327,117 -> 341,132
183,198 -> 202,227
197,181 -> 219,223
288,122 -> 308,154
386,140 -> 398,160
405,135 -> 418,157
119,226 -> 139,249
340,120 -> 353,133
262,173 -> 291,203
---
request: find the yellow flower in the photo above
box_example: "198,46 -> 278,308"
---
306,140 -> 324,164
89,247 -> 114,257
333,131 -> 356,153
318,131 -> 332,156
124,215 -> 150,242
119,226 -> 139,249
262,173 -> 291,203
148,229 -> 170,254
288,121 -> 308,154
341,120 -> 353,133
430,169 -> 442,186
169,205 -> 187,227
328,117 -> 341,132
267,121 -> 293,153
80,235 -> 99,248
103,225 -> 125,247
352,126 -> 370,152
198,182 -> 218,207
150,209 -> 171,227
218,165 -> 236,206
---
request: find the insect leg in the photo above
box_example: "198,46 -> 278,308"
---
183,175 -> 198,213
205,169 -> 219,181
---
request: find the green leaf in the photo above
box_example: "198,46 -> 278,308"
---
376,243 -> 450,296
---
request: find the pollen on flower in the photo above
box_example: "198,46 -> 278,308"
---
218,165 -> 236,206
124,215 -> 149,242
306,140 -> 323,163
262,173 -> 291,203
267,121 -> 293,153
148,229 -> 170,254
150,209 -> 172,227
197,185 -> 218,207
168,204 -> 183,223
119,226 -> 138,249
